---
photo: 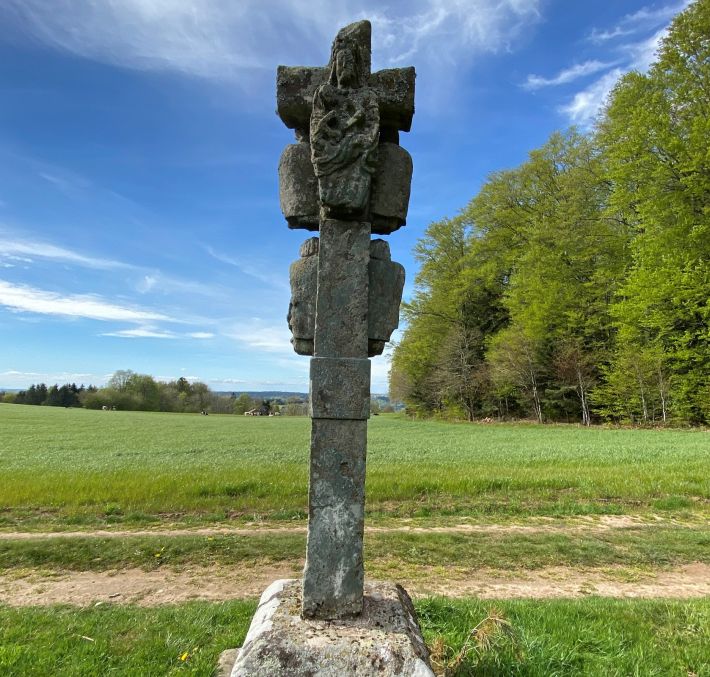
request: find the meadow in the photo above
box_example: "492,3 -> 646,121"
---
0,403 -> 708,676
0,403 -> 707,528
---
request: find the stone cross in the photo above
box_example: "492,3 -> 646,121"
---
277,20 -> 414,620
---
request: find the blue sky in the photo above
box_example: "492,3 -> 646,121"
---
0,0 -> 691,393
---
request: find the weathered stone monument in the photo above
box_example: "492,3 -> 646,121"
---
228,20 -> 433,676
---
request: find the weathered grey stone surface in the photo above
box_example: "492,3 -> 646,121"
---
369,257 -> 405,356
217,649 -> 239,677
275,18 -> 416,624
277,20 -> 415,235
287,238 -> 318,355
280,141 -> 413,234
314,220 -> 370,358
230,579 -> 434,676
276,66 -> 415,134
287,237 -> 405,357
278,143 -> 318,230
371,142 -> 413,234
310,357 -> 370,420
303,418 -> 367,618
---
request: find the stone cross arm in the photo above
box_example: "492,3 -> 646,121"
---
276,65 -> 415,135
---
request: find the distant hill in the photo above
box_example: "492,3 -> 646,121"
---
215,391 -> 391,403
214,391 -> 308,400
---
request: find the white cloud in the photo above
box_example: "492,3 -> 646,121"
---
134,271 -> 221,297
555,1 -> 691,127
559,68 -> 624,126
101,327 -> 178,339
204,245 -> 288,291
226,319 -> 292,353
368,0 -> 541,66
370,354 -> 392,393
3,0 -> 541,80
101,327 -> 216,339
0,370 -> 100,386
588,26 -> 635,44
210,377 -> 247,385
588,1 -> 692,43
0,234 -> 132,270
628,27 -> 668,72
523,60 -> 615,90
0,280 -> 171,322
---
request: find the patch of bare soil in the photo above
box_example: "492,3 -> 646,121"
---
1,564 -> 708,607
0,515 -> 693,540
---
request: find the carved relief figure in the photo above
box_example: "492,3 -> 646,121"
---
310,23 -> 379,219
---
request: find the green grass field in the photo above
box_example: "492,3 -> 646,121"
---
1,404 -> 708,676
1,404 -> 707,528
0,598 -> 707,676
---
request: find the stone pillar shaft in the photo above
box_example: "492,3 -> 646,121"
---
303,219 -> 371,619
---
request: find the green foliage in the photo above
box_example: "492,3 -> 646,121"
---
393,0 -> 708,425
598,0 -> 710,424
12,370 -> 235,414
232,393 -> 256,415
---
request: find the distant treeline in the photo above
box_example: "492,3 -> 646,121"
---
1,372 -> 395,417
391,1 -> 709,425
1,370 -> 306,416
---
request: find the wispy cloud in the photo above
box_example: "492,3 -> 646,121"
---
523,60 -> 615,90
558,68 -> 624,126
101,327 -> 216,340
628,27 -> 669,72
204,245 -> 288,291
134,272 -> 221,298
0,280 -> 171,322
101,327 -> 178,339
369,0 -> 541,66
549,1 -> 691,127
226,318 -> 292,353
588,1 -> 692,43
0,234 -> 132,270
0,369 -> 100,385
38,170 -> 90,195
2,0 -> 541,81
370,354 -> 392,392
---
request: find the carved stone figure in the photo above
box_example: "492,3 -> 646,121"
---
288,237 -> 405,357
276,21 -> 415,235
310,22 -> 379,219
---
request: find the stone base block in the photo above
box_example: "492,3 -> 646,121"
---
226,579 -> 434,676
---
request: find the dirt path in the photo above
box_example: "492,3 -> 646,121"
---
1,563 -> 708,607
0,515 -> 697,540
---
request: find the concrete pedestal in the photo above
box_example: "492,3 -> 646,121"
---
224,579 -> 434,676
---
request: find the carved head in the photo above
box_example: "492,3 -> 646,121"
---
327,20 -> 371,89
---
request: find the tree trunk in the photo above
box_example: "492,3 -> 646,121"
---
576,367 -> 590,426
530,372 -> 543,423
636,368 -> 648,422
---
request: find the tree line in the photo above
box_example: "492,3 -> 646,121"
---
391,0 -> 709,425
1,371 -> 305,416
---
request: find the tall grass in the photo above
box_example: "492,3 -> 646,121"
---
1,404 -> 707,526
0,598 -> 707,676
